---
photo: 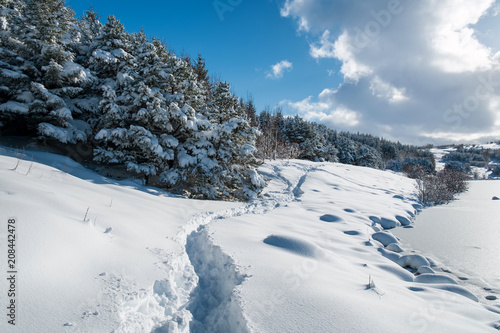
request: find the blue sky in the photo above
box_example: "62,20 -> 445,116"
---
66,0 -> 500,145
66,0 -> 342,112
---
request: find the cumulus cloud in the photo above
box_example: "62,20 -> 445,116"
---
281,88 -> 360,127
266,60 -> 293,80
280,0 -> 500,144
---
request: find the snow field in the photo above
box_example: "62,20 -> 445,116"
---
0,147 -> 499,332
0,146 -> 240,332
205,161 -> 500,332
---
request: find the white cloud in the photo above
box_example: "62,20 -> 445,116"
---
310,30 -> 373,82
369,76 -> 408,103
310,30 -> 336,58
282,88 -> 360,128
266,60 -> 293,80
280,0 -> 500,144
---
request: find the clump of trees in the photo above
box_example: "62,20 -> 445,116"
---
253,109 -> 433,171
1,0 -> 452,202
0,0 -> 263,200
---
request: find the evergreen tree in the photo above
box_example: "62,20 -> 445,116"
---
73,6 -> 102,66
90,15 -> 133,79
202,81 -> 263,199
244,98 -> 257,126
355,145 -> 383,169
192,53 -> 211,99
94,79 -> 176,182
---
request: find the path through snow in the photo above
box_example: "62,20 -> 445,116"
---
147,162 -> 315,332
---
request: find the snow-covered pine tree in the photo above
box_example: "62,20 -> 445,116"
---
89,15 -> 133,80
94,80 -> 177,182
192,53 -> 212,101
2,0 -> 264,200
1,0 -> 32,133
0,0 -> 91,143
242,97 -> 257,127
22,0 -> 74,47
355,145 -> 383,169
336,136 -> 357,165
201,81 -> 263,199
73,6 -> 102,67
162,51 -> 205,112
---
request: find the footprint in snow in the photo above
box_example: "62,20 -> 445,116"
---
104,227 -> 112,233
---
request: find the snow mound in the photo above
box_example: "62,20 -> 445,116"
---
376,264 -> 414,282
397,254 -> 430,270
372,231 -> 399,246
263,235 -> 323,258
417,266 -> 435,274
378,247 -> 403,262
386,243 -> 404,253
431,284 -> 479,302
395,215 -> 412,226
415,273 -> 458,285
320,214 -> 343,222
370,216 -> 400,229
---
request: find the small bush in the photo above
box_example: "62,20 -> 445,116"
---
491,165 -> 500,176
402,157 -> 435,179
416,169 -> 469,205
444,161 -> 470,173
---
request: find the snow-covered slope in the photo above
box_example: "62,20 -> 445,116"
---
0,147 -> 499,332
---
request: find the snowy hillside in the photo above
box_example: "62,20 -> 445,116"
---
1,146 -> 499,332
431,143 -> 500,178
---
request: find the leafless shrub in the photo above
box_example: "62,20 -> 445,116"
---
414,169 -> 469,206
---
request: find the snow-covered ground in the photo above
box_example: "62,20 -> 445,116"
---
393,180 -> 500,306
431,143 -> 500,178
1,146 -> 499,332
430,147 -> 457,171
